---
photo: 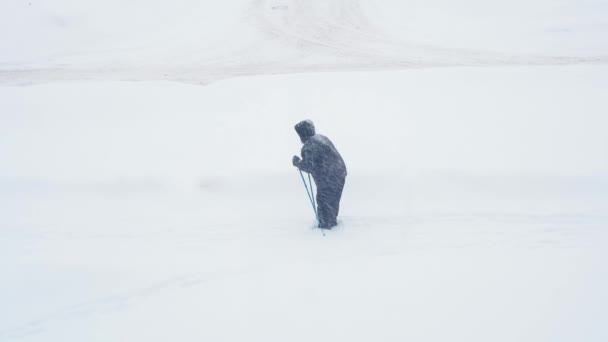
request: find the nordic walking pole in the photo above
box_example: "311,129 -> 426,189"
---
307,172 -> 326,237
308,173 -> 318,217
307,173 -> 325,237
298,169 -> 325,236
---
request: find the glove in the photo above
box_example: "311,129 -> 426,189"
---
292,155 -> 301,167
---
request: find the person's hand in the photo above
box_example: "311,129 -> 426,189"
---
292,155 -> 301,167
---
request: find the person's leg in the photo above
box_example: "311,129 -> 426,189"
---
326,177 -> 345,227
334,176 -> 345,218
316,187 -> 332,228
315,176 -> 345,229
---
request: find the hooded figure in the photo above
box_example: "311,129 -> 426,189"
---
292,120 -> 347,229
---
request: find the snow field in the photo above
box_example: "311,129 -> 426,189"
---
1,65 -> 608,340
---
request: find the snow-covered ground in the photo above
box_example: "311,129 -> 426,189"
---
1,0 -> 608,84
1,1 -> 608,341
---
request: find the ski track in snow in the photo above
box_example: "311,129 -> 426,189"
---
0,274 -> 212,339
1,0 -> 607,86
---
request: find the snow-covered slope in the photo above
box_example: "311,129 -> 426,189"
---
1,0 -> 607,84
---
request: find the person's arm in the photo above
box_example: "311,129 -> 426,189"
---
293,144 -> 314,173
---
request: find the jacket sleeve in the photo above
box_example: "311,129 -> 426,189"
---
296,143 -> 315,174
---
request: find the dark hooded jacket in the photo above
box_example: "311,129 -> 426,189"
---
295,120 -> 347,187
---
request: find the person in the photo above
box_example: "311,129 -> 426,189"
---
292,120 -> 347,229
